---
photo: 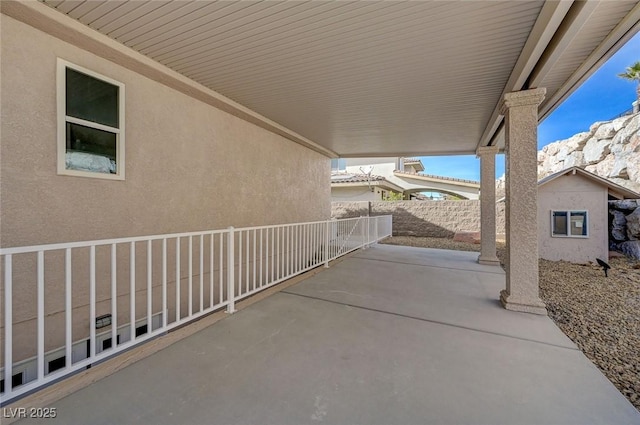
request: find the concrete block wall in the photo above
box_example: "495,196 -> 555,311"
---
331,202 -> 370,219
332,201 -> 506,238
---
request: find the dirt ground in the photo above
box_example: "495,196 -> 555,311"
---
379,236 -> 640,411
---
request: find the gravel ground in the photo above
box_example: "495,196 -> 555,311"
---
380,236 -> 640,411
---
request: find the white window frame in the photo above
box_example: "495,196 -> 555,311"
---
550,210 -> 588,238
57,58 -> 125,180
331,158 -> 346,171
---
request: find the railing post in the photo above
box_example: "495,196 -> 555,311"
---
374,216 -> 379,243
4,254 -> 13,398
227,226 -> 236,313
37,251 -> 45,380
362,216 -> 368,250
324,220 -> 330,268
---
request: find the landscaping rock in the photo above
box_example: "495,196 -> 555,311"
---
610,210 -> 628,241
563,151 -> 585,168
593,122 -> 616,139
537,112 -> 640,194
612,114 -> 635,132
617,240 -> 640,259
610,199 -> 639,211
627,151 -> 640,182
626,207 -> 640,240
587,153 -> 615,176
583,138 -> 612,164
610,155 -> 629,178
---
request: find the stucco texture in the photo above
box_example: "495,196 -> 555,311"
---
500,89 -> 547,314
538,173 -> 608,263
1,15 -> 330,248
1,15 -> 329,361
331,186 -> 381,202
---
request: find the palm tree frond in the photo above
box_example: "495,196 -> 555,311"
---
618,61 -> 640,82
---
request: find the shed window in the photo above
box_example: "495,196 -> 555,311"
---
57,59 -> 125,180
551,210 -> 588,237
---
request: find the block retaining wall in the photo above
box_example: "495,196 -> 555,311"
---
331,201 -> 506,238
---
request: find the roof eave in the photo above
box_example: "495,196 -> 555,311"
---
538,166 -> 640,199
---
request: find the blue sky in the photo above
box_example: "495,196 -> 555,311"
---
418,31 -> 640,182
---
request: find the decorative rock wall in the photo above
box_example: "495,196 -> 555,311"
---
332,201 -> 506,238
538,112 -> 640,193
608,199 -> 640,259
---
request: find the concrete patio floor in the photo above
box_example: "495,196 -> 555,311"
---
15,244 -> 640,424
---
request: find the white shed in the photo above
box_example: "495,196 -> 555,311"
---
537,167 -> 640,263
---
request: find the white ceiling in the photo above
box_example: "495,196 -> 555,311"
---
40,0 -> 640,157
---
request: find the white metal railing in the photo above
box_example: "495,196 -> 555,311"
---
0,215 -> 391,404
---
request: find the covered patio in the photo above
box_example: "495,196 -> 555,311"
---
13,244 -> 639,424
2,0 -> 640,420
4,0 -> 638,317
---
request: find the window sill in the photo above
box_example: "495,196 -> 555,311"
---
58,168 -> 125,181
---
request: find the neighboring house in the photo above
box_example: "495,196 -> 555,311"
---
331,157 -> 480,201
331,173 -> 405,201
537,167 -> 640,263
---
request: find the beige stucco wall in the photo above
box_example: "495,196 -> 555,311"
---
538,174 -> 608,263
1,15 -> 329,247
1,15 -> 330,361
331,186 -> 382,202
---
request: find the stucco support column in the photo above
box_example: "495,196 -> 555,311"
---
477,146 -> 500,266
500,88 -> 547,315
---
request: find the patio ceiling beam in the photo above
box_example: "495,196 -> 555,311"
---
527,1 -> 601,89
338,149 -> 480,159
477,0 -> 574,152
539,2 -> 640,120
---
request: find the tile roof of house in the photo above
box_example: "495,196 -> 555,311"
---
330,173 -> 386,183
393,170 -> 480,185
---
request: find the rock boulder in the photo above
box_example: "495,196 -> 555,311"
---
626,207 -> 640,241
617,241 -> 640,260
536,111 -> 640,190
583,138 -> 612,164
610,210 -> 628,241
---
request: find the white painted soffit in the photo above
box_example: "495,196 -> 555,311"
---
11,1 -> 640,157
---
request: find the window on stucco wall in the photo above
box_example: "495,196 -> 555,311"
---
551,210 -> 588,237
57,59 -> 125,180
331,158 -> 346,171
